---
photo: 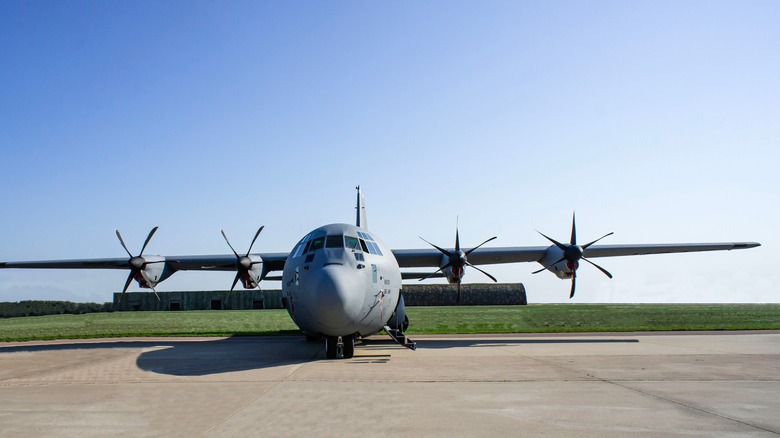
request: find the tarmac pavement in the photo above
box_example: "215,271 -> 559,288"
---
1,332 -> 778,437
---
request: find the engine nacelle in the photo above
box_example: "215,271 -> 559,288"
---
241,255 -> 264,289
439,254 -> 465,284
134,256 -> 175,289
444,265 -> 465,284
537,246 -> 577,279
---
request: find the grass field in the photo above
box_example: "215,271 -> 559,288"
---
1,304 -> 779,342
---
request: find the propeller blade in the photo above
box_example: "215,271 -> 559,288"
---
220,229 -> 240,258
456,282 -> 461,305
464,236 -> 498,256
550,256 -> 567,267
531,266 -> 546,274
581,232 -> 614,249
122,271 -> 134,293
230,272 -> 241,292
455,217 -> 460,252
245,225 -> 265,256
465,262 -> 497,282
121,271 -> 134,299
138,270 -> 160,300
570,271 -> 577,298
582,257 -> 613,278
115,230 -> 132,258
570,212 -> 577,245
417,263 -> 451,282
537,231 -> 568,251
419,237 -> 453,257
139,226 -> 159,256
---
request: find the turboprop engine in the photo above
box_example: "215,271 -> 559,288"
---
220,226 -> 266,291
418,220 -> 498,303
532,213 -> 614,298
115,227 -> 174,300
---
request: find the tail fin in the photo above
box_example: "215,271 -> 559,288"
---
356,186 -> 368,229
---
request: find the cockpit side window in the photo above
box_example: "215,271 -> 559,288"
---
309,237 -> 325,252
344,236 -> 361,251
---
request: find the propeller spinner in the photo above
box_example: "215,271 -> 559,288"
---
419,220 -> 497,304
115,226 -> 164,301
532,213 -> 613,298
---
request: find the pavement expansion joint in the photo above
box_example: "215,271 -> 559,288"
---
198,340 -> 321,437
612,380 -> 780,435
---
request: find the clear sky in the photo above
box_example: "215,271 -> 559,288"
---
0,1 -> 777,304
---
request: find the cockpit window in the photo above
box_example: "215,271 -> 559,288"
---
344,236 -> 361,250
325,235 -> 343,248
309,237 -> 325,252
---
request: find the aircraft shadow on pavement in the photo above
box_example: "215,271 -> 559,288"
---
1,335 -> 639,376
0,337 -> 324,376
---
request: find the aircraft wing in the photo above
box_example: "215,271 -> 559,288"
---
393,242 -> 759,268
165,253 -> 289,272
392,246 -> 549,268
0,258 -> 131,270
0,253 -> 289,273
578,242 -> 759,258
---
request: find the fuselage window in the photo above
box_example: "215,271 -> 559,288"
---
357,237 -> 383,256
326,235 -> 343,248
291,243 -> 302,258
368,241 -> 383,256
291,238 -> 307,258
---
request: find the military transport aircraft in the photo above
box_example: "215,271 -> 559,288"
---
0,188 -> 760,359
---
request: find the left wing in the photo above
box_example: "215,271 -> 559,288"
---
394,240 -> 759,298
393,246 -> 548,268
394,242 -> 759,269
395,213 -> 759,298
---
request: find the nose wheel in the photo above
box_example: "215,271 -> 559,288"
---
325,334 -> 355,359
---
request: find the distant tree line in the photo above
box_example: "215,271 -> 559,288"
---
0,301 -> 113,318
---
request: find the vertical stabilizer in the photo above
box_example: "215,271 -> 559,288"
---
356,186 -> 368,229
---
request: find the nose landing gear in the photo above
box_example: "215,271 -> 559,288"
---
325,334 -> 356,359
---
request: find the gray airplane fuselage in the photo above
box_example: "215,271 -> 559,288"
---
281,223 -> 402,338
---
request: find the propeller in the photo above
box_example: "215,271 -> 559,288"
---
533,213 -> 613,298
419,219 -> 497,304
220,226 -> 265,293
115,226 -> 163,301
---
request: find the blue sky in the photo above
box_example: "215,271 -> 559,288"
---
1,1 -> 777,303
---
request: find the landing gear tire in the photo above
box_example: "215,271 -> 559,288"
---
342,334 -> 355,359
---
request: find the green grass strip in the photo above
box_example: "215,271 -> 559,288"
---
1,304 -> 779,342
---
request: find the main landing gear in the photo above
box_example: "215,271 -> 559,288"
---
325,334 -> 355,359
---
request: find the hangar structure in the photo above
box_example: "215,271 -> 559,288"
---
113,283 -> 527,311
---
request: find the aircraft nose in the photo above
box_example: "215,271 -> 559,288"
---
309,264 -> 361,332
